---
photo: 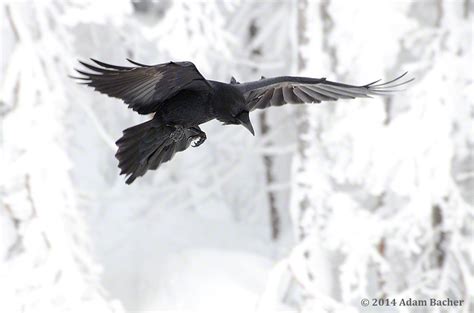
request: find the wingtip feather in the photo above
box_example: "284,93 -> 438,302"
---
90,58 -> 132,70
126,58 -> 150,67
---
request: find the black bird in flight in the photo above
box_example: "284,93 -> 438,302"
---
73,59 -> 413,184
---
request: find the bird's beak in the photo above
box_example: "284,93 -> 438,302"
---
236,111 -> 255,136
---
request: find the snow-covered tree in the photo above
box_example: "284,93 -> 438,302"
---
277,0 -> 473,312
1,0 -> 472,312
0,1 -> 134,311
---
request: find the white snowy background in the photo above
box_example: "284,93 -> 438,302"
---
1,0 -> 473,312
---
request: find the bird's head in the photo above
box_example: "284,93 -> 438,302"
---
221,110 -> 255,136
213,83 -> 255,135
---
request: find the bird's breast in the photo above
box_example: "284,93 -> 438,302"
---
156,91 -> 213,127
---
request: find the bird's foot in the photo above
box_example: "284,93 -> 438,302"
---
191,135 -> 206,147
189,128 -> 206,147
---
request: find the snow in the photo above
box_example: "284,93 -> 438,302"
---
1,0 -> 473,312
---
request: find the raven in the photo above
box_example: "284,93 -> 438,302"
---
73,59 -> 413,184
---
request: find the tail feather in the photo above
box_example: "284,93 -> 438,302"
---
115,120 -> 193,184
115,120 -> 166,184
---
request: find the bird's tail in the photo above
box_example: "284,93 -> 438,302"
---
115,120 -> 184,184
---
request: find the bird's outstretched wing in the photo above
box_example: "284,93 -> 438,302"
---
236,73 -> 414,111
72,59 -> 211,114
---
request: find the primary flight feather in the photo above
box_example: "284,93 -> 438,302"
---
73,59 -> 413,184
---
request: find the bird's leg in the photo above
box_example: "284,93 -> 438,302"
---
169,125 -> 186,142
188,126 -> 207,147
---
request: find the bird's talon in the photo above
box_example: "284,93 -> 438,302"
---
190,134 -> 205,147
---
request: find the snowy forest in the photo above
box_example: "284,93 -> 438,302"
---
1,0 -> 473,312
